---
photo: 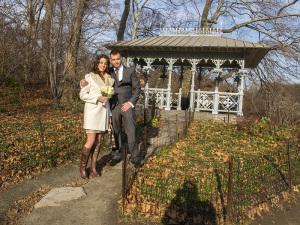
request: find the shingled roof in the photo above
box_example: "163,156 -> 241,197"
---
106,35 -> 271,68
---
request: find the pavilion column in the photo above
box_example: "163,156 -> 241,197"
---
189,59 -> 197,110
126,57 -> 133,67
166,58 -> 175,110
142,58 -> 154,109
237,69 -> 247,116
211,59 -> 225,114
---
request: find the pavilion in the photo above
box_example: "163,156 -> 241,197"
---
106,28 -> 270,116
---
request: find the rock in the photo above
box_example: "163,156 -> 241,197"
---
34,187 -> 86,208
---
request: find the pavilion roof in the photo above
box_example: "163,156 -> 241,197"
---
106,35 -> 271,68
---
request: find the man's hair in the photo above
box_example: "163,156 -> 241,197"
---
110,49 -> 122,56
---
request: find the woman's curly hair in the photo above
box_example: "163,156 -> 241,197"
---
92,54 -> 110,74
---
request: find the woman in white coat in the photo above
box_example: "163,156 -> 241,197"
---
79,54 -> 114,179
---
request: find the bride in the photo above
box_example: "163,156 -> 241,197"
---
79,54 -> 114,179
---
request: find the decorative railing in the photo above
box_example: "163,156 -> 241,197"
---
141,86 -> 182,110
140,85 -> 241,114
192,90 -> 241,114
143,87 -> 169,109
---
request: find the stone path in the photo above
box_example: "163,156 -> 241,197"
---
0,151 -> 126,225
20,163 -> 122,225
250,192 -> 300,225
0,163 -> 80,224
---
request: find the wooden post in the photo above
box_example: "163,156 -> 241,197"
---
145,83 -> 149,109
166,61 -> 173,110
238,69 -> 247,116
212,85 -> 219,115
189,59 -> 197,110
177,88 -> 182,110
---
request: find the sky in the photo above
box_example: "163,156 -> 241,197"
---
89,0 -> 299,82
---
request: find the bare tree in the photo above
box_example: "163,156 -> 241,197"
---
24,0 -> 44,82
61,0 -> 89,105
42,0 -> 65,106
117,0 -> 131,41
165,0 -> 300,81
130,0 -> 150,39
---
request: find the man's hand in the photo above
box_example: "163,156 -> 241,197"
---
98,96 -> 108,103
80,79 -> 89,88
121,102 -> 132,112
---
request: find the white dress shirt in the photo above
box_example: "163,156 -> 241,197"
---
115,64 -> 134,108
115,64 -> 124,81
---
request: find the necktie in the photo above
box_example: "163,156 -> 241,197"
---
115,68 -> 119,81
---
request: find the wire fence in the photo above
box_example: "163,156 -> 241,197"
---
230,144 -> 300,224
121,103 -> 300,224
2,86 -> 300,224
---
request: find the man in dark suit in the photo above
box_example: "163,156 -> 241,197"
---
109,49 -> 141,165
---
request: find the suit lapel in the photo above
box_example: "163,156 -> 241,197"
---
114,65 -> 127,87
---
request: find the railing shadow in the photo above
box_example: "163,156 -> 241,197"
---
162,180 -> 217,225
263,154 -> 290,188
95,152 -> 113,175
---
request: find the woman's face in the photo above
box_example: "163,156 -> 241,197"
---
97,57 -> 108,73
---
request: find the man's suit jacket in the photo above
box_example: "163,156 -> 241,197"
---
110,65 -> 141,109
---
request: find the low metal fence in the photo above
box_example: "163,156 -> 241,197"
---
121,124 -> 300,224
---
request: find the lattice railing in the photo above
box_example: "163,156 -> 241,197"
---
218,93 -> 239,113
143,87 -> 169,109
141,87 -> 182,110
192,90 -> 241,114
140,86 -> 241,114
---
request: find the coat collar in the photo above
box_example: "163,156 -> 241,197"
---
90,72 -> 113,87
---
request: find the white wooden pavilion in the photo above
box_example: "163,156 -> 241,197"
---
106,29 -> 270,116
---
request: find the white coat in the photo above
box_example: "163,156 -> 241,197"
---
79,72 -> 114,131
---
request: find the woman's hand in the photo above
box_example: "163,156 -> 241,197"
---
80,79 -> 89,88
98,96 -> 108,103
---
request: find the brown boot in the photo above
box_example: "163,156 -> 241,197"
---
90,144 -> 101,178
80,146 -> 91,179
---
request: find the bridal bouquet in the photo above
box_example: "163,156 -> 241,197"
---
100,75 -> 114,98
100,85 -> 114,98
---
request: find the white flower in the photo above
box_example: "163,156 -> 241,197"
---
100,86 -> 114,98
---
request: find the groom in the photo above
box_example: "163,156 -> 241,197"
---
109,49 -> 141,166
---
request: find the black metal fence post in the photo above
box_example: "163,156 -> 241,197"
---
143,124 -> 148,153
226,156 -> 233,225
122,146 -> 128,215
176,114 -> 179,139
227,109 -> 230,123
287,141 -> 293,190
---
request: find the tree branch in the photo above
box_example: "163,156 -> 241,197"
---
222,14 -> 300,33
210,0 -> 224,24
277,0 -> 299,15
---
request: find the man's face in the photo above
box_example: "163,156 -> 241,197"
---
110,53 -> 122,68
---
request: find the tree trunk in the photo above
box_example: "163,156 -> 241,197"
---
117,0 -> 131,41
42,0 -> 55,82
43,0 -> 63,107
61,0 -> 89,106
131,0 -> 140,40
200,0 -> 213,29
24,0 -> 36,83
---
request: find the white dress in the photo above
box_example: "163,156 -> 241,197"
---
79,72 -> 114,132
